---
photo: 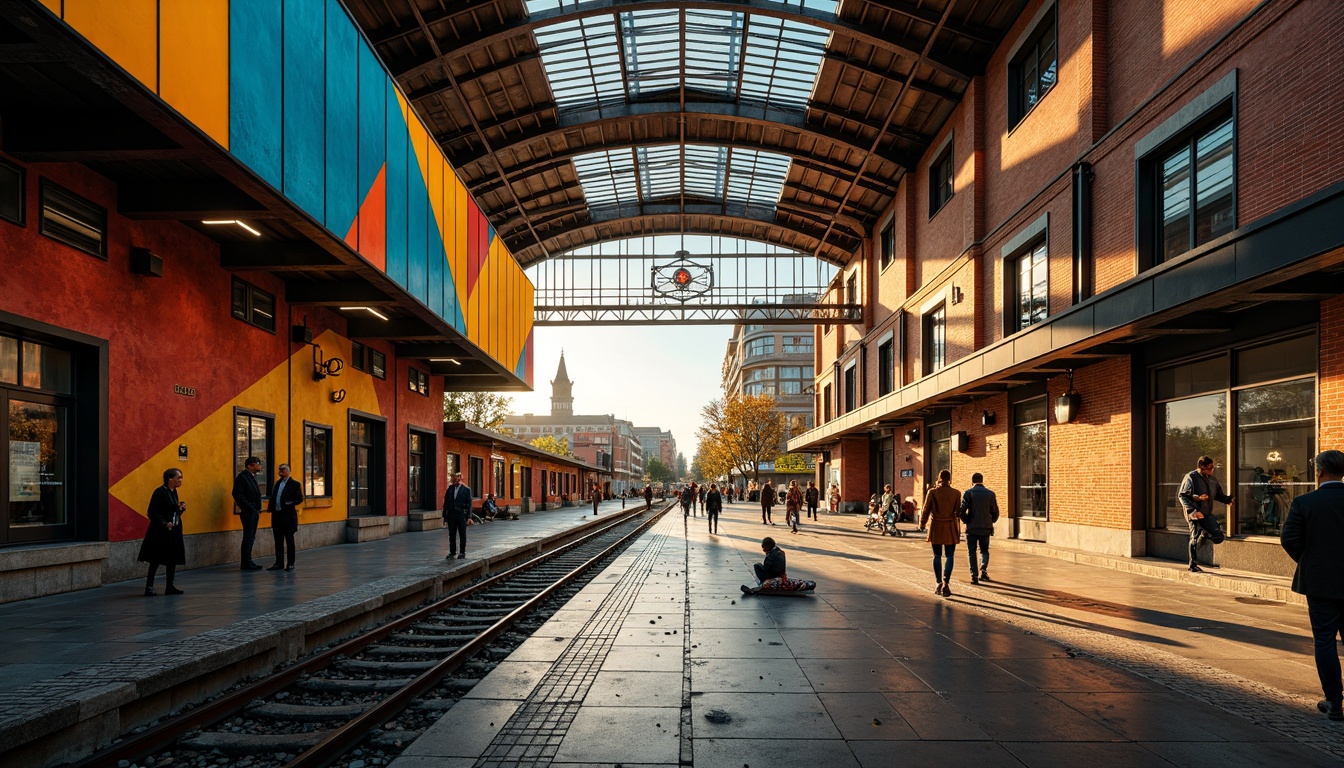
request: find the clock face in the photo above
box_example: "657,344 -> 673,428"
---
673,268 -> 693,287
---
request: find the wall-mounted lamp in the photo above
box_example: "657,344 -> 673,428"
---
953,431 -> 970,452
340,306 -> 389,321
981,410 -> 996,426
951,285 -> 964,305
130,247 -> 163,277
1055,369 -> 1081,423
904,428 -> 920,444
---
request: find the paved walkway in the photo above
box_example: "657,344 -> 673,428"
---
392,499 -> 1341,768
0,500 -> 635,694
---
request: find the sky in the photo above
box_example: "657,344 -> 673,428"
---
507,324 -> 734,460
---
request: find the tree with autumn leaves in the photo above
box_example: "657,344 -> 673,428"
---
696,393 -> 787,483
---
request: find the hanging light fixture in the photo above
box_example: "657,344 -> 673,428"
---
1055,369 -> 1081,424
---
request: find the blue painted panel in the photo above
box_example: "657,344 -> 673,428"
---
384,85 -> 408,288
406,147 -> 429,304
428,225 -> 445,316
357,40 -> 387,198
324,3 -> 359,236
283,0 -> 326,221
229,0 -> 282,187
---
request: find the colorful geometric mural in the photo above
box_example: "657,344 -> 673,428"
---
42,0 -> 534,386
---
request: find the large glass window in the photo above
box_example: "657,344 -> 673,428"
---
745,337 -> 775,358
930,143 -> 954,216
923,304 -> 946,375
493,457 -> 506,498
1157,117 -> 1234,263
303,423 -> 332,498
1013,400 -> 1048,518
928,422 -> 952,488
782,336 -> 812,354
878,338 -> 895,396
8,400 -> 68,528
843,364 -> 857,413
1009,9 -> 1057,128
747,367 -> 775,382
408,433 -> 426,509
235,411 -> 273,497
879,222 -> 895,270
469,456 -> 484,499
1152,332 -> 1315,536
1014,241 -> 1048,331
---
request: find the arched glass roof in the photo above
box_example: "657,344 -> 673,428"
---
346,0 -> 1030,267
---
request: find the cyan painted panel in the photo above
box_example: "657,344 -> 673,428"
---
283,0 -> 326,221
357,39 -> 386,199
324,5 -> 359,236
384,86 -> 408,289
428,224 -> 445,316
228,0 -> 282,187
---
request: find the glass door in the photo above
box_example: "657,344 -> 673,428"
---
348,416 -> 385,515
1,337 -> 77,544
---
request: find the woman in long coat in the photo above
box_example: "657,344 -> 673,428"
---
919,469 -> 961,597
785,480 -> 804,533
139,468 -> 186,595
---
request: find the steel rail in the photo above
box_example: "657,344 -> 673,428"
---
66,504 -> 664,768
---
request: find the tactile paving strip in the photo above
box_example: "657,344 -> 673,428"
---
473,515 -> 674,767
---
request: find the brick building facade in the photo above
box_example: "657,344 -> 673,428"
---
793,0 -> 1344,575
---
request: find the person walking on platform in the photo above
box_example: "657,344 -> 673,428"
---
1280,450 -> 1344,722
681,484 -> 694,517
644,484 -> 653,508
444,472 -> 472,559
805,480 -> 820,520
760,481 -> 776,525
786,480 -> 804,533
698,484 -> 706,516
139,468 -> 187,596
1179,455 -> 1234,572
267,464 -> 303,571
959,473 -> 1000,584
828,482 -> 841,514
232,457 -> 264,571
621,489 -> 627,508
920,470 -> 961,596
591,483 -> 601,516
706,483 -> 723,534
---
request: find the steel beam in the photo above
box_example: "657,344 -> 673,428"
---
285,280 -> 397,306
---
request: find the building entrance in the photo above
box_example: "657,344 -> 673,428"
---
348,415 -> 385,516
1,336 -> 76,545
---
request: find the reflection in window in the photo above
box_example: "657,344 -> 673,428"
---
303,424 -> 331,497
1156,393 -> 1227,531
1015,241 -> 1048,331
408,433 -> 425,510
8,401 -> 67,527
928,422 -> 952,487
1013,400 -> 1048,519
1158,117 -> 1234,262
1236,379 -> 1315,536
235,412 -> 272,497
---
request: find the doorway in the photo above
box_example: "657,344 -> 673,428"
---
348,413 -> 385,515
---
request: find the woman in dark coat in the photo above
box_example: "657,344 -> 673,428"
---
139,468 -> 186,596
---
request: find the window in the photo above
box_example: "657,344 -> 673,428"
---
303,423 -> 332,497
878,337 -> 895,396
446,452 -> 459,482
468,456 -> 484,499
1014,241 -> 1049,331
1009,8 -> 1057,128
843,364 -> 857,413
40,180 -> 105,258
408,368 -> 430,396
408,433 -> 427,509
745,337 -> 775,358
234,410 -> 273,497
928,421 -> 952,487
879,221 -> 895,270
747,367 -> 775,382
493,457 -> 505,498
929,142 -> 954,216
1156,116 -> 1235,263
922,304 -> 946,376
350,341 -> 366,372
370,349 -> 387,379
822,383 -> 833,422
782,336 -> 813,354
1013,400 -> 1048,518
744,382 -> 776,396
780,381 -> 802,395
0,158 -> 23,226
231,277 -> 276,333
1153,333 -> 1316,537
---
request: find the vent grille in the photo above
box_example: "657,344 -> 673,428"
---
40,181 -> 106,258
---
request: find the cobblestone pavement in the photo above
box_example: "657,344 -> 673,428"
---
392,499 -> 1342,768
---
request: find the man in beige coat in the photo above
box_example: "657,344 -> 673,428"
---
919,469 -> 962,596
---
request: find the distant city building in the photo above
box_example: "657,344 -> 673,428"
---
502,353 -> 654,494
721,320 -> 815,485
632,427 -> 677,472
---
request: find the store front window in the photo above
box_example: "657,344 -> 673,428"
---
1152,332 -> 1316,537
1,336 -> 78,544
927,422 -> 951,488
1013,399 -> 1048,518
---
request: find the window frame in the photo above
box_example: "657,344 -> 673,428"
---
350,341 -> 367,372
1149,114 -> 1236,267
0,157 -> 25,227
39,179 -> 107,259
302,421 -> 334,499
842,361 -> 857,414
1007,3 -> 1058,130
468,455 -> 484,499
929,139 -> 955,218
1012,239 -> 1050,334
234,408 -> 275,498
408,367 -> 430,396
877,335 -> 895,396
879,219 -> 895,271
369,349 -> 387,380
230,277 -> 277,334
922,303 -> 947,376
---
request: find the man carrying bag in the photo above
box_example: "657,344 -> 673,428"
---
1178,456 -> 1233,572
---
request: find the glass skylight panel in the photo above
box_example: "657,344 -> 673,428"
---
683,145 -> 730,199
726,149 -> 791,207
738,17 -> 830,107
535,17 -> 625,108
635,146 -> 684,201
572,149 -> 639,207
681,11 -> 744,97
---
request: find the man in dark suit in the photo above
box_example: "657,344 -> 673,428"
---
760,482 -> 776,525
959,472 -> 1001,585
1281,449 -> 1344,722
267,463 -> 304,571
443,471 -> 472,559
232,456 -> 264,571
643,484 -> 653,508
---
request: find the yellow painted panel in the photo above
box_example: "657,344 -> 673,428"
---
453,178 -> 469,309
160,0 -> 229,148
65,0 -> 158,91
38,0 -> 60,14
110,331 -> 382,534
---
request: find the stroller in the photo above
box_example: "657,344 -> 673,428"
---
866,494 -> 905,537
881,500 -> 905,537
865,494 -> 884,532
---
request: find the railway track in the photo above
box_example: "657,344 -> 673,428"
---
70,504 -> 669,768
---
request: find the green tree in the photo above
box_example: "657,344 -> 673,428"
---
644,457 -> 674,484
443,391 -> 513,431
530,434 -> 569,457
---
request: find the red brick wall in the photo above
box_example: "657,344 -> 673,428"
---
836,436 -> 870,506
1046,357 -> 1133,529
1320,296 -> 1344,448
948,394 -> 1011,495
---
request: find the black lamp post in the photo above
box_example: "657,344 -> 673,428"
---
1055,369 -> 1081,424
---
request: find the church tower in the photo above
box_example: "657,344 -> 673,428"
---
550,352 -> 574,416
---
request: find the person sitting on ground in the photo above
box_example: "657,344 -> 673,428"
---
740,537 -> 816,595
480,493 -> 500,522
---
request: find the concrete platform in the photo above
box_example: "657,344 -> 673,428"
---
391,499 -> 1343,767
0,499 -> 644,765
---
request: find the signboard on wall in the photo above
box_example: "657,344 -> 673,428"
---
900,469 -> 914,478
9,441 -> 40,502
